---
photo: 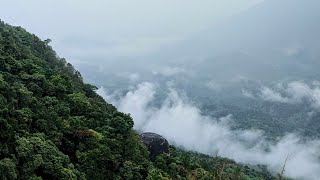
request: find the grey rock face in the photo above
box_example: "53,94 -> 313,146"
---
140,132 -> 169,160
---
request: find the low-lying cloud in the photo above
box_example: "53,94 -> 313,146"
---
98,82 -> 320,180
260,86 -> 290,103
244,81 -> 320,110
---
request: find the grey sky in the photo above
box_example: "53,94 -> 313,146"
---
0,0 -> 262,62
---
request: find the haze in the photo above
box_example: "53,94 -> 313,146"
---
2,1 -> 320,179
0,0 -> 262,62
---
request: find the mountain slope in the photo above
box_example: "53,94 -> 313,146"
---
0,20 -> 273,179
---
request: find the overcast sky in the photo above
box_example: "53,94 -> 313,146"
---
0,0 -> 263,62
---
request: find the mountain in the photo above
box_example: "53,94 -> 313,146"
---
0,21 -> 274,179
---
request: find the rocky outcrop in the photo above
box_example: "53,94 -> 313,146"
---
140,132 -> 169,160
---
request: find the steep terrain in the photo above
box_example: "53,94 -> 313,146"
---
0,21 -> 275,179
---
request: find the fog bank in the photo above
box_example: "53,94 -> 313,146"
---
97,82 -> 320,180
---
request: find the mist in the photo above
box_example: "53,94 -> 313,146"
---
242,81 -> 320,111
2,0 -> 320,179
97,82 -> 320,180
0,0 -> 261,63
70,0 -> 320,88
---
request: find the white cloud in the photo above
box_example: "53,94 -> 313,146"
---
244,81 -> 320,110
259,87 -> 290,103
241,89 -> 255,98
286,82 -> 320,109
97,82 -> 320,180
95,86 -> 114,103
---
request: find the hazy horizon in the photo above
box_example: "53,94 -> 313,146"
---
2,1 -> 320,179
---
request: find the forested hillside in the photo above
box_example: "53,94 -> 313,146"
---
0,20 -> 274,179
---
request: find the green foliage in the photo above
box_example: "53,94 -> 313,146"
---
0,158 -> 18,180
150,147 -> 276,180
0,20 -> 275,180
15,133 -> 82,179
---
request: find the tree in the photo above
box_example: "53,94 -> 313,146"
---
0,158 -> 18,180
16,134 -> 81,179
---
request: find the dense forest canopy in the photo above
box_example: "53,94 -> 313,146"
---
0,20 -> 276,179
